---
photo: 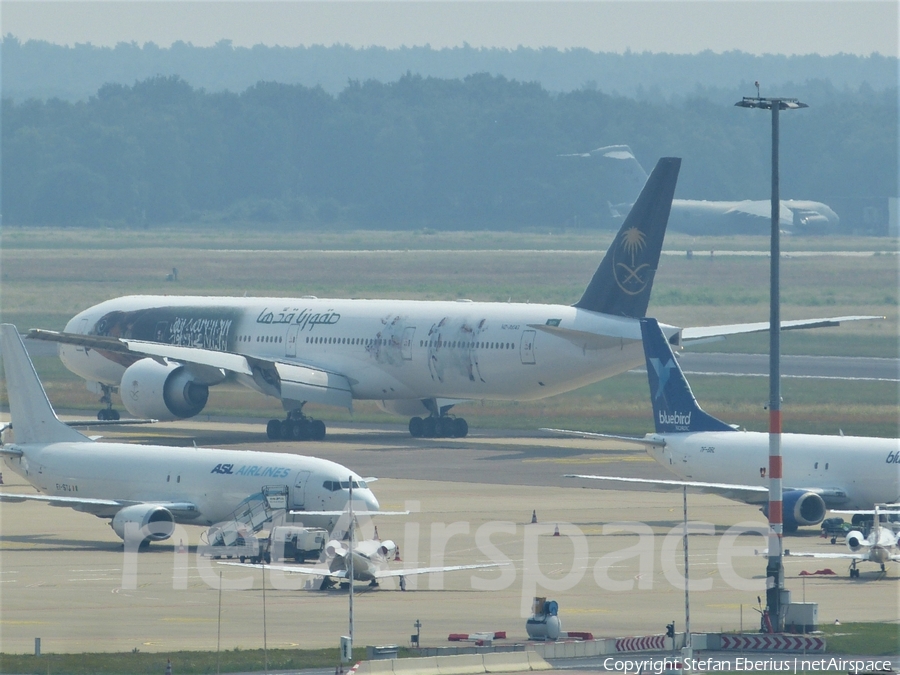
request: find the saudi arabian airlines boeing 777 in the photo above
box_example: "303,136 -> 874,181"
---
561,318 -> 900,533
30,157 -> 874,441
0,324 -> 378,547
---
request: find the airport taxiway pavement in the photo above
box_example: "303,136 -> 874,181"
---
1,422 -> 897,655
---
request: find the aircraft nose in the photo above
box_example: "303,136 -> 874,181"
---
361,489 -> 380,513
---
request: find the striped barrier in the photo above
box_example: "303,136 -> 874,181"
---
720,634 -> 826,652
615,635 -> 666,652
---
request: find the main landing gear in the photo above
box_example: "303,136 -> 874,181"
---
96,384 -> 120,421
408,415 -> 468,438
266,413 -> 326,441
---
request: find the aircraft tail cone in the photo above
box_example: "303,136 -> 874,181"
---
531,510 -> 537,524
553,524 -> 560,537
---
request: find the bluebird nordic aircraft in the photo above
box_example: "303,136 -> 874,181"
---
561,318 -> 900,532
30,157 -> 871,440
0,324 -> 377,547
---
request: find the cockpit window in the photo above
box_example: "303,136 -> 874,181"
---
336,480 -> 364,489
357,480 -> 367,489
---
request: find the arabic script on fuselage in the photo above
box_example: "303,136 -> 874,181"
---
256,308 -> 341,331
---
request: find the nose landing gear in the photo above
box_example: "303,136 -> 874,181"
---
96,384 -> 120,421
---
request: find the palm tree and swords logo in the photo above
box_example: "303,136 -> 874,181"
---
613,226 -> 652,295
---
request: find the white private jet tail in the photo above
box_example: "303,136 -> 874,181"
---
0,324 -> 86,444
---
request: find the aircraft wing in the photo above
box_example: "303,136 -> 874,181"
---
541,428 -> 666,448
373,562 -> 508,579
681,316 -> 883,345
218,561 -> 507,579
219,561 -> 347,578
566,474 -> 768,503
0,492 -> 199,517
29,329 -> 353,409
289,510 -> 410,516
784,551 -> 865,561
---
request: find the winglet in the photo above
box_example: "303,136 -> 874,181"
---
574,157 -> 680,317
640,318 -> 733,434
0,324 -> 87,444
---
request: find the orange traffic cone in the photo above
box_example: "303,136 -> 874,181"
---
374,526 -> 380,541
394,546 -> 402,562
531,510 -> 537,524
553,525 -> 560,537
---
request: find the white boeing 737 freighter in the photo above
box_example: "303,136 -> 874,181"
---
30,157 -> 873,441
561,318 -> 900,532
0,324 -> 378,547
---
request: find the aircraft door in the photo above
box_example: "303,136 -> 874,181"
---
401,327 -> 416,360
75,318 -> 89,352
520,330 -> 536,365
293,470 -> 311,509
286,324 -> 301,357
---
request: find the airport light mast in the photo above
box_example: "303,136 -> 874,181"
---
735,86 -> 807,633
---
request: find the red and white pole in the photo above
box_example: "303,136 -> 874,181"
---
765,101 -> 785,633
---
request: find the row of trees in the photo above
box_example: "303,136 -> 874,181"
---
3,73 -> 897,228
4,36 -> 897,103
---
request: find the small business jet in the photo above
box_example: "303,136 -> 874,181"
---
560,318 -> 900,532
222,497 -> 506,591
31,157 -> 871,441
224,535 -> 505,591
0,324 -> 377,546
785,505 -> 900,577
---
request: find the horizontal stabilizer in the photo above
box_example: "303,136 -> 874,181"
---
681,315 -> 884,343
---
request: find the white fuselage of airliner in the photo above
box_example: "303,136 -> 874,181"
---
648,431 -> 900,510
59,295 -> 661,405
3,440 -> 378,529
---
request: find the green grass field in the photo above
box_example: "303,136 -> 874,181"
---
1,227 -> 897,435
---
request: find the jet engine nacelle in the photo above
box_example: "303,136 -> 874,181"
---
112,504 -> 176,544
378,540 -> 397,557
120,358 -> 209,420
326,540 -> 348,558
782,489 -> 827,531
846,530 -> 866,553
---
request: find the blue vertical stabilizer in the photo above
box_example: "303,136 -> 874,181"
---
574,157 -> 680,318
640,318 -> 734,434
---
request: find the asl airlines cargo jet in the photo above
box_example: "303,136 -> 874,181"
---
0,324 -> 378,547
30,157 -> 873,441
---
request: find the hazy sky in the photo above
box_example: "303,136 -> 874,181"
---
2,1 -> 897,57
